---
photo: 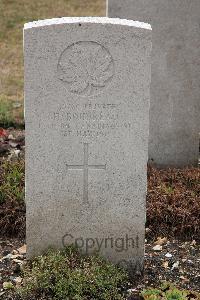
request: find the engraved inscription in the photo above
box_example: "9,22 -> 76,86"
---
53,102 -> 131,138
66,143 -> 106,204
57,41 -> 114,96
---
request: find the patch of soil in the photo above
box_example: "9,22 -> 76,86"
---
0,202 -> 25,238
147,166 -> 200,241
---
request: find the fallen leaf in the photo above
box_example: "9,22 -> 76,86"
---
162,261 -> 169,268
190,240 -> 196,246
0,128 -> 8,137
153,245 -> 162,251
13,259 -> 24,265
8,134 -> 14,139
13,277 -> 22,285
154,237 -> 168,246
17,244 -> 26,255
179,276 -> 190,282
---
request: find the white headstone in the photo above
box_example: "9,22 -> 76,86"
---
108,0 -> 200,167
24,17 -> 152,272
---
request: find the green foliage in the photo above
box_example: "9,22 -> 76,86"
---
141,288 -> 162,300
160,183 -> 174,195
5,15 -> 26,29
0,97 -> 14,127
18,246 -> 128,300
0,160 -> 25,205
0,96 -> 24,128
141,283 -> 200,300
3,282 -> 14,290
165,288 -> 188,300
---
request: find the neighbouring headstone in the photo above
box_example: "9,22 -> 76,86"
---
108,0 -> 200,167
24,17 -> 152,272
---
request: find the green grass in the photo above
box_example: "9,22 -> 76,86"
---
0,97 -> 14,127
141,282 -> 200,300
0,159 -> 25,237
0,0 -> 105,127
17,246 -> 128,300
0,96 -> 24,127
0,159 -> 25,205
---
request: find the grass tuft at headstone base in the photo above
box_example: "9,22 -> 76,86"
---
0,159 -> 25,238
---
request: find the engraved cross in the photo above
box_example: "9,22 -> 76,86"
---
66,143 -> 106,204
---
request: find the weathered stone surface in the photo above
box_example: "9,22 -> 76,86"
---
24,17 -> 151,271
108,0 -> 200,167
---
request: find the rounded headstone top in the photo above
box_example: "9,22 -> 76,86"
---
24,17 -> 151,30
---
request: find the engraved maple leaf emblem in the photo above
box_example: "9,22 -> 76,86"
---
57,41 -> 114,96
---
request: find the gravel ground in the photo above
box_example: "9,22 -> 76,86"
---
0,236 -> 199,299
0,128 -> 25,162
132,237 -> 200,293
